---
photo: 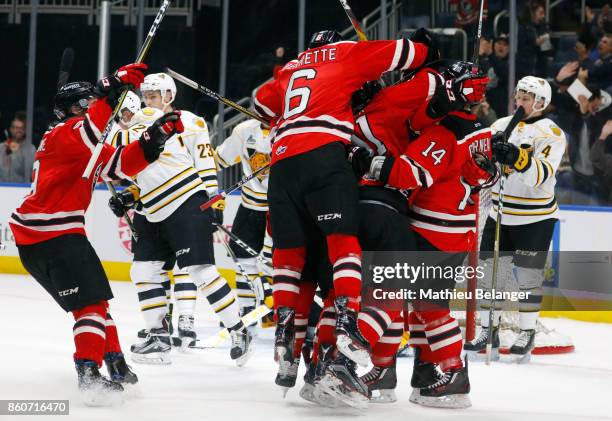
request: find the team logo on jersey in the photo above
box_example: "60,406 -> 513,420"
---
194,118 -> 206,129
550,125 -> 562,136
276,146 -> 287,156
249,152 -> 271,179
117,210 -> 134,256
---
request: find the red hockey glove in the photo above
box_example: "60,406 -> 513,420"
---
138,111 -> 184,163
462,152 -> 499,193
96,63 -> 148,107
449,72 -> 489,106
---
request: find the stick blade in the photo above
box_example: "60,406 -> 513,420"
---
57,47 -> 75,89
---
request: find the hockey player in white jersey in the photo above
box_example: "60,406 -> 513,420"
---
216,118 -> 274,323
108,90 -> 141,146
465,76 -> 567,362
108,73 -> 252,366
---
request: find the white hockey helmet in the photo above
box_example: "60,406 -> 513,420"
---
515,76 -> 551,112
130,106 -> 164,127
119,90 -> 142,124
140,73 -> 177,107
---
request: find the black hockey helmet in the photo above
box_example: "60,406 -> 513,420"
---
54,81 -> 95,119
308,30 -> 343,49
438,59 -> 480,80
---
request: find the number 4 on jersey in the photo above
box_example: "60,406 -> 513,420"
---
422,141 -> 446,165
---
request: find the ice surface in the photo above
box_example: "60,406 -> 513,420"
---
1,274 -> 611,421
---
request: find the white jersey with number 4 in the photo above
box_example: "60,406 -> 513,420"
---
489,115 -> 566,225
125,107 -> 218,222
215,119 -> 271,211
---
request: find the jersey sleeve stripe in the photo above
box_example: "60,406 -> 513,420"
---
253,97 -> 276,119
398,156 -> 423,187
427,72 -> 437,99
78,124 -> 96,152
399,39 -> 414,71
101,147 -> 124,181
408,157 -> 434,188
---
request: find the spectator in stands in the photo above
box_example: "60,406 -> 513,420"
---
584,3 -> 611,48
0,112 -> 36,183
450,0 -> 488,40
472,95 -> 498,126
576,30 -> 598,71
590,119 -> 612,203
479,34 -> 509,116
517,1 -> 553,78
578,32 -> 612,92
272,45 -> 288,79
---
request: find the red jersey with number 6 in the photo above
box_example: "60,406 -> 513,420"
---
9,98 -> 150,245
383,111 -> 492,251
254,39 -> 429,164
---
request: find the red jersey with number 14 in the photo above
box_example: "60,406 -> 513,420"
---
9,98 -> 150,245
254,39 -> 429,164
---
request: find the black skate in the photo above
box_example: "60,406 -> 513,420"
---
334,296 -> 371,367
230,326 -> 253,367
130,327 -> 171,365
75,359 -> 123,406
463,325 -> 500,361
274,307 -> 295,367
301,345 -> 340,407
104,352 -> 138,384
410,360 -> 471,409
411,347 -> 444,389
275,357 -> 300,397
137,311 -> 173,339
177,315 -> 197,349
510,329 -> 536,363
360,362 -> 397,403
318,353 -> 369,409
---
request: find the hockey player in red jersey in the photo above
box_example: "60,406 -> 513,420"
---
254,29 -> 436,380
8,63 -> 184,405
350,61 -> 495,408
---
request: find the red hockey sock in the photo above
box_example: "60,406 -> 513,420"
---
326,234 -> 361,311
414,310 -> 463,371
103,311 -> 122,355
357,305 -> 398,349
371,316 -> 404,367
294,281 -> 316,359
317,293 -> 337,347
272,247 -> 306,316
72,302 -> 108,366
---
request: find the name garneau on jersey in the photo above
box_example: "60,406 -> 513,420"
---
353,67 -> 443,157
382,111 -> 492,252
216,119 -> 271,211
9,98 -> 150,245
254,38 -> 429,164
489,115 -> 566,225
124,107 -> 218,222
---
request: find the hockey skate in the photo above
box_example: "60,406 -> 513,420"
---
360,363 -> 397,403
75,359 -> 124,406
274,307 -> 295,367
318,353 -> 369,410
138,311 -> 173,339
410,359 -> 471,409
230,326 -> 254,367
510,329 -> 536,363
275,357 -> 299,397
177,315 -> 197,350
334,296 -> 371,367
463,325 -> 500,361
411,348 -> 444,389
300,345 -> 341,407
131,327 -> 171,365
104,352 -> 138,384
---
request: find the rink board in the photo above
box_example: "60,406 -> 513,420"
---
1,183 -> 612,323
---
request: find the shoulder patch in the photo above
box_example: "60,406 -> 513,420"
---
194,118 -> 206,129
143,107 -> 156,116
550,125 -> 562,136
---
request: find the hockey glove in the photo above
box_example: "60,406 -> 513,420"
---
461,152 -> 499,194
96,63 -> 148,107
346,145 -> 373,179
138,111 -> 184,163
210,198 -> 225,225
492,141 -> 532,172
351,80 -> 384,115
409,28 -> 440,64
108,185 -> 141,217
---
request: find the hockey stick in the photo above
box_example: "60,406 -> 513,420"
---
339,0 -> 368,41
471,0 -> 485,72
165,67 -> 269,127
191,304 -> 272,349
486,105 -> 525,365
214,223 -> 272,270
57,48 -> 74,90
200,164 -> 269,211
217,226 -> 253,281
82,0 -> 172,179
